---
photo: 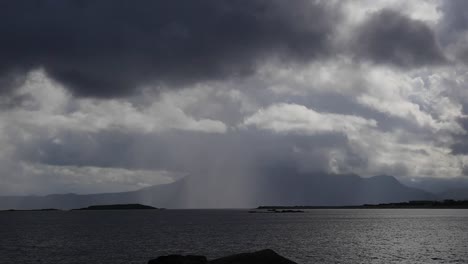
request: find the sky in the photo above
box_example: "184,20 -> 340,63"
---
1,0 -> 468,195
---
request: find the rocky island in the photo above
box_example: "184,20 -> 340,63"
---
72,204 -> 158,210
248,209 -> 304,213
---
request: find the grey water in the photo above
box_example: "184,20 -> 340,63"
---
1,209 -> 467,264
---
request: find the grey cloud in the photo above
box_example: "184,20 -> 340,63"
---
438,0 -> 468,64
457,116 -> 468,131
354,9 -> 446,67
0,93 -> 38,110
287,92 -> 437,134
438,0 -> 468,39
14,128 -> 360,176
0,0 -> 339,97
450,117 -> 468,155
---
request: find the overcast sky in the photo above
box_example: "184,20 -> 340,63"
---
1,0 -> 468,195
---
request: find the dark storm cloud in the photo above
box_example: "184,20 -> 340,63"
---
0,69 -> 28,95
354,9 -> 446,67
0,0 -> 339,97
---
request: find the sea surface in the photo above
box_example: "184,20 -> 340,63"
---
1,209 -> 467,264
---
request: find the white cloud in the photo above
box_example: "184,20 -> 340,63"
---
257,57 -> 367,96
4,70 -> 227,135
343,0 -> 441,25
355,67 -> 464,134
346,128 -> 464,179
243,103 -> 377,135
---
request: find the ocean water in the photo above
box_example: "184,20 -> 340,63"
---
0,209 -> 467,264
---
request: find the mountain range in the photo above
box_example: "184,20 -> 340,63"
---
0,172 -> 465,210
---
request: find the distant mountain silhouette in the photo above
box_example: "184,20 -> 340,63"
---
0,179 -> 188,210
0,172 -> 436,210
440,188 -> 468,200
251,171 -> 436,206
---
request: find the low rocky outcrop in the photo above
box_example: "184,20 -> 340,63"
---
148,249 -> 297,264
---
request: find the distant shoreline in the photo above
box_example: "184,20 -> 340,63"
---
1,203 -> 160,212
257,200 -> 468,210
3,200 -> 468,212
1,208 -> 61,212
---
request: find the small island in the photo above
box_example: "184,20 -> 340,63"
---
249,209 -> 304,213
72,204 -> 158,210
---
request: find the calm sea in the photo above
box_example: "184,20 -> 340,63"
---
1,209 -> 467,264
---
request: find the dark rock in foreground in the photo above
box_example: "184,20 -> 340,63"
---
148,249 -> 297,264
211,249 -> 297,264
73,204 -> 157,210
